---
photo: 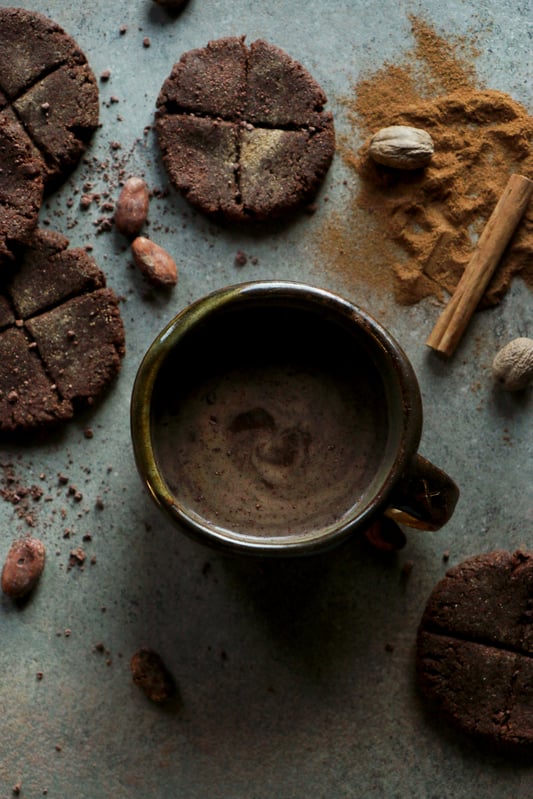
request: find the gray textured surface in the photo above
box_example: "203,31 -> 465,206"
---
0,1 -> 532,797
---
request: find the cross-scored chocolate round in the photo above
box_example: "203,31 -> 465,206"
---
417,550 -> 533,752
0,229 -> 125,435
0,114 -> 43,263
155,37 -> 335,222
0,8 -> 99,261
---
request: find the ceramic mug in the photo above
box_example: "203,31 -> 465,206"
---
131,281 -> 459,556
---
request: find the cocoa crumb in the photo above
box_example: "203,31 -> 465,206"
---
100,70 -> 111,81
79,194 -> 93,210
94,217 -> 114,233
234,250 -> 247,267
68,548 -> 86,569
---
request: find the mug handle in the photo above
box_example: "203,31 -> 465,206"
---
384,454 -> 459,531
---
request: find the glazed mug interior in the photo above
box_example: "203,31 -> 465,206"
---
131,281 -> 458,555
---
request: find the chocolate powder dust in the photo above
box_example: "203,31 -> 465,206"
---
318,16 -> 533,307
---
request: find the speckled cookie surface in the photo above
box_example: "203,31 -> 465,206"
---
0,110 -> 43,263
0,229 -> 125,435
416,550 -> 533,752
0,7 -> 99,262
155,37 -> 335,222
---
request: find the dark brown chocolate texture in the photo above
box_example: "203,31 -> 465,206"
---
156,37 -> 335,222
417,550 -> 533,752
0,8 -> 99,185
0,8 -> 99,261
0,109 -> 43,263
0,229 -> 125,435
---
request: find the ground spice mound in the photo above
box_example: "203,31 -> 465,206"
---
320,17 -> 533,307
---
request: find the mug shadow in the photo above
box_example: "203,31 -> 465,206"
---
201,536 -> 408,680
134,500 -> 409,682
125,492 -> 470,767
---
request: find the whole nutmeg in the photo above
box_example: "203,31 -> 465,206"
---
369,125 -> 434,169
115,177 -> 150,238
492,337 -> 533,391
2,537 -> 46,598
131,237 -> 178,288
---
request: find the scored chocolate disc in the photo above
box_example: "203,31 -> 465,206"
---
0,8 -> 99,262
0,110 -> 43,263
0,229 -> 125,435
156,37 -> 335,222
0,7 -> 99,186
417,550 -> 533,752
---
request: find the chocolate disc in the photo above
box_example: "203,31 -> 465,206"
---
156,37 -> 335,222
417,550 -> 533,752
0,8 -> 99,186
0,110 -> 43,263
0,8 -> 99,261
0,229 -> 125,435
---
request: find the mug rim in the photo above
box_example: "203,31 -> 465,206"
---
130,280 -> 423,555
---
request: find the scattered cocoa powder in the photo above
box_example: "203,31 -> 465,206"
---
0,463 -> 44,527
318,16 -> 533,308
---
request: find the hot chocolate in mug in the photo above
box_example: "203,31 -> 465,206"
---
131,281 -> 459,556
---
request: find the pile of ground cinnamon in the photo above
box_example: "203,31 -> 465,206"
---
319,16 -> 533,307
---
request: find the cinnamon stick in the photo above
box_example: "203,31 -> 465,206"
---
426,174 -> 533,356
